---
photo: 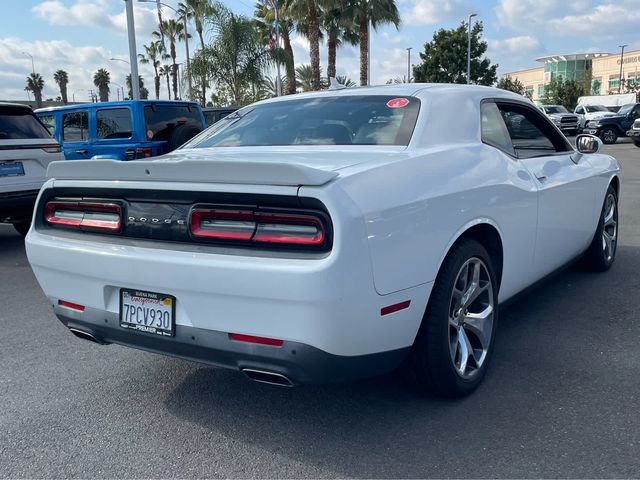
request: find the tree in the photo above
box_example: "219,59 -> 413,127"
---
25,73 -> 45,108
254,2 -> 297,95
343,0 -> 401,86
199,7 -> 272,105
335,74 -> 356,87
496,76 -> 525,95
322,1 -> 358,82
153,19 -> 187,100
93,68 -> 111,102
159,64 -> 172,99
541,77 -> 584,110
139,41 -> 168,100
283,0 -> 322,91
125,74 -> 149,100
413,21 -> 497,86
53,69 -> 69,104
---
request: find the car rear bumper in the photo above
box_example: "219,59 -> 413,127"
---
0,189 -> 38,221
55,306 -> 410,385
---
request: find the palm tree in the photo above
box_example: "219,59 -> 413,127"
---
335,74 -> 356,87
159,64 -> 172,99
254,2 -> 297,95
153,19 -> 187,100
53,70 -> 69,104
283,0 -> 323,91
262,75 -> 285,98
25,73 -> 45,108
93,68 -> 111,102
139,41 -> 168,100
322,2 -> 359,82
344,0 -> 400,86
126,75 -> 150,100
178,0 -> 215,50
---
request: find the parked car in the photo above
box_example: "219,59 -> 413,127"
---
538,105 -> 580,135
627,118 -> 640,147
0,103 -> 63,235
26,85 -> 620,397
574,104 -> 616,129
584,103 -> 640,144
36,100 -> 205,160
202,107 -> 238,127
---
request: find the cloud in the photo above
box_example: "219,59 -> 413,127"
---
488,35 -> 542,56
32,0 -> 160,36
548,3 -> 640,37
403,0 -> 467,26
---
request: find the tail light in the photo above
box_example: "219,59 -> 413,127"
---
190,207 -> 328,248
136,147 -> 153,159
44,201 -> 122,231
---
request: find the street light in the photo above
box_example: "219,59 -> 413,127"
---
138,0 -> 192,100
406,47 -> 412,83
112,81 -> 126,101
110,57 -> 130,64
467,13 -> 477,85
22,51 -> 35,75
618,44 -> 628,94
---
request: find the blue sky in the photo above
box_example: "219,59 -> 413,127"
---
1,0 -> 639,102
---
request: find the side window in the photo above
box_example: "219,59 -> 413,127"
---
62,111 -> 88,141
576,107 -> 584,114
39,114 -> 55,135
97,108 -> 132,139
480,102 -> 515,157
496,103 -> 572,159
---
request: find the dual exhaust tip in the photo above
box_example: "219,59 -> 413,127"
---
68,327 -> 294,387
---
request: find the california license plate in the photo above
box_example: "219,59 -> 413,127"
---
0,161 -> 24,177
119,289 -> 175,337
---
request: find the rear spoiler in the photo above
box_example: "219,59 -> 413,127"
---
46,159 -> 338,187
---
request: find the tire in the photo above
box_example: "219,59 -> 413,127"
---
599,127 -> 618,144
404,239 -> 499,397
12,221 -> 30,236
633,139 -> 640,148
166,124 -> 202,152
581,185 -> 618,271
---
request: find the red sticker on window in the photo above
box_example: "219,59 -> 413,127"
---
386,98 -> 410,108
147,130 -> 154,139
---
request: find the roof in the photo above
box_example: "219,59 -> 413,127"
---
536,53 -> 611,63
0,102 -> 33,110
34,99 -> 201,113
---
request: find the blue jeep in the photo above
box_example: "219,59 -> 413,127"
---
36,100 -> 206,160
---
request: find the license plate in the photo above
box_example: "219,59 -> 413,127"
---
119,289 -> 175,337
0,162 -> 25,177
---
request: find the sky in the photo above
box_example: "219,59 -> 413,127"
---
1,0 -> 639,102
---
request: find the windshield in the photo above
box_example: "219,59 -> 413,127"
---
585,105 -> 609,113
545,106 -> 568,114
617,104 -> 635,116
186,96 -> 421,148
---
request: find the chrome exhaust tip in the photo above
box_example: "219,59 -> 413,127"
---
241,368 -> 293,387
69,328 -> 105,345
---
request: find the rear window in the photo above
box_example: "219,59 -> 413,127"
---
0,106 -> 51,139
188,96 -> 421,148
97,108 -> 132,139
144,105 -> 201,141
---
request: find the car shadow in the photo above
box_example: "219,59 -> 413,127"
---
0,225 -> 28,267
162,244 -> 640,478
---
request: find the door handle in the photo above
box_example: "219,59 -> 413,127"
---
74,149 -> 88,155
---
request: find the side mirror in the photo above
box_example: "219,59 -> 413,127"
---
575,134 -> 602,154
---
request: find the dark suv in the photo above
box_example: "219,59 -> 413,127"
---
36,100 -> 205,160
584,103 -> 640,144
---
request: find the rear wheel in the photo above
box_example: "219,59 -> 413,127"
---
599,127 -> 618,144
632,138 -> 640,148
404,239 -> 498,397
12,221 -> 30,236
581,185 -> 618,271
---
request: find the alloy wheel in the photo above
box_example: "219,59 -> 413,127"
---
602,193 -> 618,262
448,257 -> 495,379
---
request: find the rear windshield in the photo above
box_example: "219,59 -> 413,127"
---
144,105 -> 201,141
0,106 -> 52,139
187,96 -> 421,148
544,106 -> 568,114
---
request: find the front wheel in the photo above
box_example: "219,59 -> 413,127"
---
581,185 -> 618,271
599,127 -> 618,144
404,239 -> 498,397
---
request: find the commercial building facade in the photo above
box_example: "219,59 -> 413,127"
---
502,49 -> 640,102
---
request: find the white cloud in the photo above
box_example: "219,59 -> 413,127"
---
403,0 -> 467,26
488,35 -> 542,56
548,3 -> 640,37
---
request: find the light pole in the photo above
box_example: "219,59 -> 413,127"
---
467,13 -> 477,85
274,0 -> 282,96
406,47 -> 412,83
124,0 -> 141,100
22,51 -> 35,75
618,44 -> 628,94
112,82 -> 125,101
139,0 -> 192,100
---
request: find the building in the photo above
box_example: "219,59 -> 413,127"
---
502,49 -> 640,102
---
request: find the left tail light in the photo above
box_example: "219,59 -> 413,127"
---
44,201 -> 122,231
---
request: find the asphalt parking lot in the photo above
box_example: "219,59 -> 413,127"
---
1,140 -> 639,479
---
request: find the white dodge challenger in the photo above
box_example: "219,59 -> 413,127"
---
25,84 -> 620,397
